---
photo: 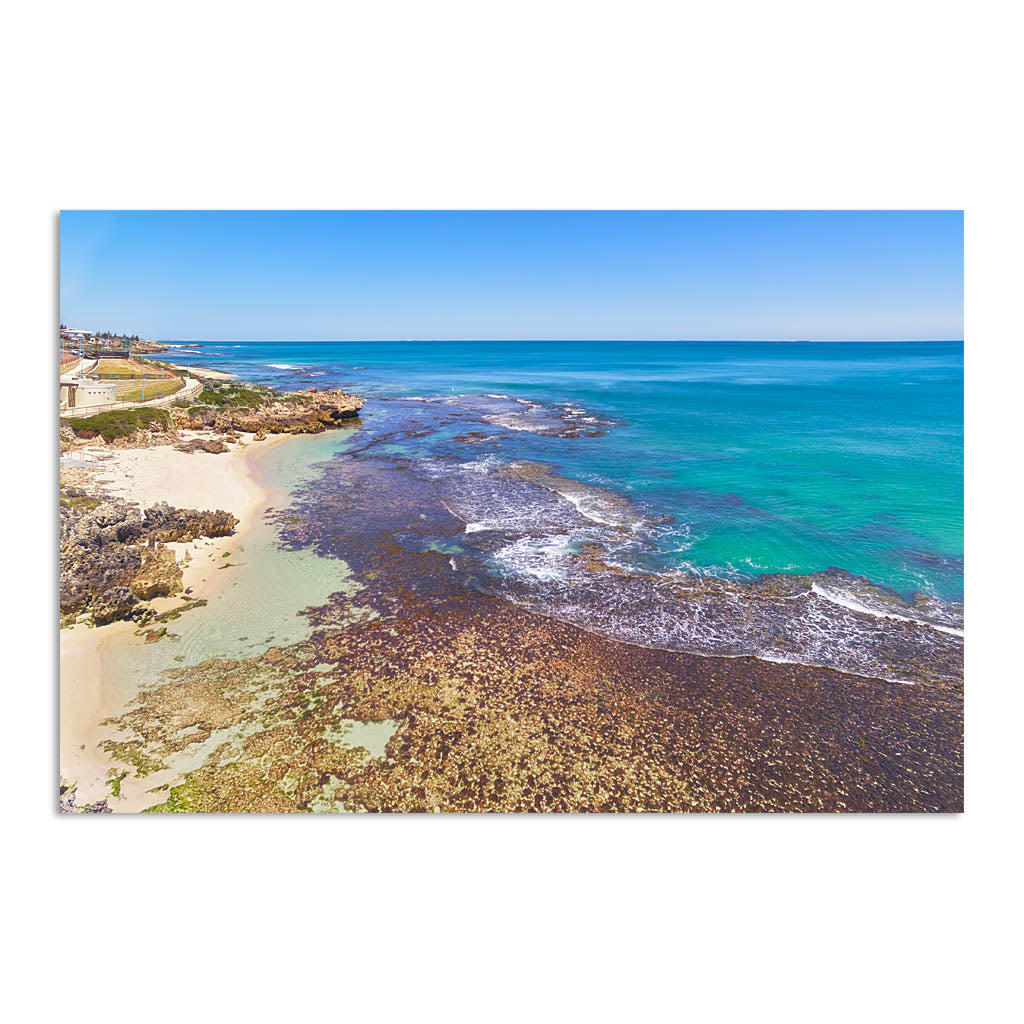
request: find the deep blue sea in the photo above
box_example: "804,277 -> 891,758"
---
169,340 -> 963,682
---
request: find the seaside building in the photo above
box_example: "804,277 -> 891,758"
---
61,378 -> 116,410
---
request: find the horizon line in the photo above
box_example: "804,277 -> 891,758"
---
150,337 -> 965,344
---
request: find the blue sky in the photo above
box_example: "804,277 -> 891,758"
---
59,211 -> 963,341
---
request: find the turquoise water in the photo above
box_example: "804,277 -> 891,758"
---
175,340 -> 963,603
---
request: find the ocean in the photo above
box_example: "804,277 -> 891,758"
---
170,339 -> 964,684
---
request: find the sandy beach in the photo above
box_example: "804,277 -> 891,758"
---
167,364 -> 237,380
59,431 -> 291,809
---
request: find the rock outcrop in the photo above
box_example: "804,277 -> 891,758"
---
59,778 -> 112,813
91,585 -> 139,626
130,546 -> 183,600
141,502 -> 236,543
59,491 -> 238,623
174,438 -> 230,454
171,388 -> 362,436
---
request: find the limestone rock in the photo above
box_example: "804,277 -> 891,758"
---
60,493 -> 238,623
130,546 -> 183,600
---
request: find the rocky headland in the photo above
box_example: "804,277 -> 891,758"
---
172,386 -> 363,437
61,382 -> 363,453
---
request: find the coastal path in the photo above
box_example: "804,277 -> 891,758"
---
59,376 -> 205,419
59,358 -> 98,383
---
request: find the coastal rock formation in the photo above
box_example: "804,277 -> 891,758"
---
172,388 -> 362,436
141,502 -> 237,543
63,409 -> 176,449
174,438 -> 230,454
59,778 -> 112,813
92,585 -> 139,625
130,546 -> 183,600
59,492 -> 238,623
60,498 -> 145,615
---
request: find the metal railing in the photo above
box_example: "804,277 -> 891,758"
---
60,377 -> 205,419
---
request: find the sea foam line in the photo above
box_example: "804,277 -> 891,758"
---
810,582 -> 964,636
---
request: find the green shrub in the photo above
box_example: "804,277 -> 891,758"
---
198,382 -> 267,409
67,407 -> 171,442
59,489 -> 100,512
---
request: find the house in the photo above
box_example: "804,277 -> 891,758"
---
61,328 -> 95,342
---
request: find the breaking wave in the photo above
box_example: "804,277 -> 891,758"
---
411,454 -> 963,686
386,392 -> 617,437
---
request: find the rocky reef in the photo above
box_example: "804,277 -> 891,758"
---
95,438 -> 962,814
59,488 -> 238,625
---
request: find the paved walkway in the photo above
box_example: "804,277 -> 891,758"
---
59,358 -> 98,384
60,376 -> 204,419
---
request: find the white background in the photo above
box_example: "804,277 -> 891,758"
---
3,1 -> 1019,1020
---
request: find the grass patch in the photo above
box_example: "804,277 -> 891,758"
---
116,378 -> 184,403
95,357 -> 170,377
67,407 -> 171,442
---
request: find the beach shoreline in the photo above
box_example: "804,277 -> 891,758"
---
58,370 -> 963,813
59,430 -> 293,809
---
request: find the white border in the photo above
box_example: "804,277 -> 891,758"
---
6,1 -> 1017,1020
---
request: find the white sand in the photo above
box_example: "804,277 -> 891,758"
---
59,432 -> 291,807
167,364 -> 237,380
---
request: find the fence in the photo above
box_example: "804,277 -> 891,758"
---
110,377 -> 185,402
60,377 -> 205,419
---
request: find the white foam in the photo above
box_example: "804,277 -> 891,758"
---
482,414 -> 537,432
810,582 -> 964,637
561,490 -> 624,528
494,535 -> 572,582
267,363 -> 299,370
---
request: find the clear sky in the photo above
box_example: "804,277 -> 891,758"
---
59,211 -> 963,341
